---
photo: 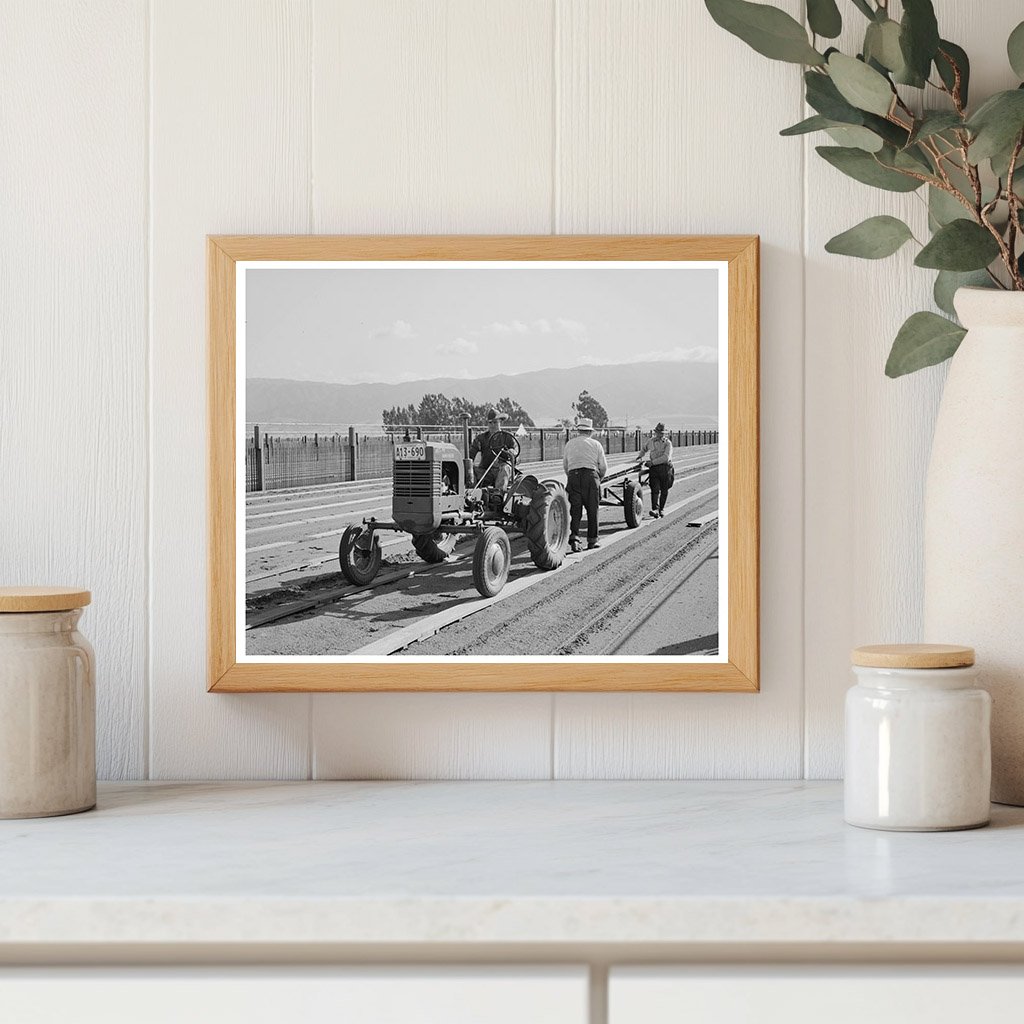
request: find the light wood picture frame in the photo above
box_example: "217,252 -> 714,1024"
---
209,235 -> 759,692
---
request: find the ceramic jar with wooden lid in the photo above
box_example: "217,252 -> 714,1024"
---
0,587 -> 95,818
844,644 -> 990,832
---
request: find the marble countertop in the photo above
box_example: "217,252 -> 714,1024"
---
2,781 -> 1024,949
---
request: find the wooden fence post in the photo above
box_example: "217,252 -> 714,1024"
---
539,429 -> 545,461
348,425 -> 358,481
253,424 -> 263,491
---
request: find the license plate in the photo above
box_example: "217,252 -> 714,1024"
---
394,443 -> 426,461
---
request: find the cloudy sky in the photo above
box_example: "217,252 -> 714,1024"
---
245,265 -> 719,384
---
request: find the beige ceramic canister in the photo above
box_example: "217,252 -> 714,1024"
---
0,587 -> 95,818
844,644 -> 991,832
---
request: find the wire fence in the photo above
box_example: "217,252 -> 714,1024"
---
245,424 -> 720,493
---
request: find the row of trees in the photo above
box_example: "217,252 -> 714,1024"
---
381,390 -> 609,429
383,394 -> 535,428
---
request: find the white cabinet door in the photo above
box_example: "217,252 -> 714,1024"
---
0,967 -> 588,1024
610,967 -> 1024,1024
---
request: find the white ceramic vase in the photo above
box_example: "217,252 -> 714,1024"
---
923,287 -> 1024,805
0,603 -> 95,818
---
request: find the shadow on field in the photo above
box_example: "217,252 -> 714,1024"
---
650,634 -> 720,656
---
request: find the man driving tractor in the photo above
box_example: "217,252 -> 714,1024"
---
470,409 -> 514,492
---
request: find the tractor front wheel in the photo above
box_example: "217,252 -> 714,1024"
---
339,525 -> 382,586
472,526 -> 511,597
526,482 -> 571,570
412,530 -> 457,563
623,480 -> 644,529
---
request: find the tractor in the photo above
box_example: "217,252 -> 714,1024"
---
338,416 -> 571,598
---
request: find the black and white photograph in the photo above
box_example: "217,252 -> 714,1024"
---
239,262 -> 726,661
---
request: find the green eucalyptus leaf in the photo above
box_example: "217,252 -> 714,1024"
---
816,145 -> 923,191
899,0 -> 940,83
935,40 -> 970,106
825,215 -> 914,259
705,0 -> 825,64
807,0 -> 841,39
885,143 -> 934,175
783,109 -> 906,153
850,0 -> 875,19
805,70 -> 868,123
885,311 -> 966,377
826,125 -> 884,151
827,52 -> 894,116
907,110 -> 963,146
914,220 -> 1001,271
892,67 -> 927,89
780,114 -> 834,136
928,185 -> 970,227
934,270 -> 992,317
967,89 -> 1024,163
1009,21 -> 1024,80
863,112 -> 910,148
864,19 -> 905,74
990,132 -> 1024,182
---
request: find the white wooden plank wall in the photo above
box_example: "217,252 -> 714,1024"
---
4,0 -> 1019,780
0,1 -> 148,779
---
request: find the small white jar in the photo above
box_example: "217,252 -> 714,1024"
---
845,644 -> 991,831
0,587 -> 95,818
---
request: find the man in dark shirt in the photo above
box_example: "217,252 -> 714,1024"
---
470,409 -> 513,492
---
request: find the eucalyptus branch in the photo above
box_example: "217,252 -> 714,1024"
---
963,149 -> 984,210
935,46 -> 966,116
1007,137 -> 1024,287
704,0 -> 1024,375
986,267 -> 1007,289
979,203 -> 1019,288
919,139 -> 954,186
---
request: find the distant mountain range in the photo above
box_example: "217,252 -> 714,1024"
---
246,360 -> 719,429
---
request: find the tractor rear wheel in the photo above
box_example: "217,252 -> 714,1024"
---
623,481 -> 644,529
526,482 -> 570,570
339,525 -> 382,586
472,526 -> 511,597
412,530 -> 457,563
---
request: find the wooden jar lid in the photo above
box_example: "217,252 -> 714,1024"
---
0,587 -> 91,612
851,643 -> 975,669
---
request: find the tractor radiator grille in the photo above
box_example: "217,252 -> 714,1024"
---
393,460 -> 439,498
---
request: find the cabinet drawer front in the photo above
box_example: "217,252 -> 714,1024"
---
610,967 -> 1024,1024
0,967 -> 587,1024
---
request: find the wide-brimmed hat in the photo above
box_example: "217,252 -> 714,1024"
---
575,417 -> 594,432
486,408 -> 508,423
653,422 -> 665,434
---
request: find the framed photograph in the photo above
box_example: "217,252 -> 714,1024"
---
208,236 -> 758,692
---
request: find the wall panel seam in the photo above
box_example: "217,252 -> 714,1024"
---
800,43 -> 809,781
145,0 -> 154,781
551,0 -> 560,236
308,0 -> 315,236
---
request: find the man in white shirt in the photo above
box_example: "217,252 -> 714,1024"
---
562,417 -> 608,551
640,422 -> 673,518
